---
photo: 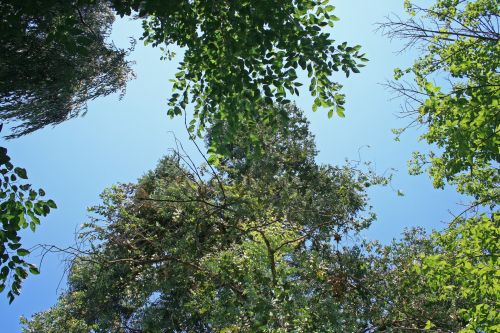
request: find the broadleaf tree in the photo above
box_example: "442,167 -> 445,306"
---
382,1 -> 499,331
0,0 -> 134,138
0,139 -> 56,303
0,0 -> 366,301
20,107 -> 477,332
110,0 -> 367,153
2,0 -> 366,153
0,0 -> 130,301
382,0 -> 499,204
21,106 -> 389,332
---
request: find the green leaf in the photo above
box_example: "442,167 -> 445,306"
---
46,199 -> 57,209
14,167 -> 28,179
28,266 -> 40,275
336,106 -> 345,117
16,249 -> 30,256
325,5 -> 335,12
8,243 -> 21,250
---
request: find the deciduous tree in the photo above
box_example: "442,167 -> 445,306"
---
22,106 -> 383,332
381,1 -> 499,331
0,0 -> 134,138
0,129 -> 56,303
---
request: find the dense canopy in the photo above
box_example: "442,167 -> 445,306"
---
0,0 -> 133,138
21,107 -> 373,331
383,0 -> 499,329
0,0 -> 498,332
21,107 -> 470,332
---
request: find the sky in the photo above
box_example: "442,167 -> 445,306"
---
1,1 -> 466,331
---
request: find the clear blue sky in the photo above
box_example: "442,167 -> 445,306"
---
1,1 -> 465,330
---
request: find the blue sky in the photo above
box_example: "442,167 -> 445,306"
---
1,1 -> 465,330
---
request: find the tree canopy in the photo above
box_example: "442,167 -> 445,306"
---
0,130 -> 56,303
0,0 -> 365,303
383,0 -> 499,205
21,107 -> 378,332
382,0 -> 499,330
129,0 -> 366,153
20,106 -> 485,332
0,0 -> 134,138
1,0 -> 366,153
2,0 -> 499,332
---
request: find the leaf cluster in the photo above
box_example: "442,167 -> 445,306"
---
114,0 -> 366,154
382,1 -> 500,331
0,0 -> 134,138
384,0 -> 499,205
21,107 -> 386,332
0,142 -> 56,303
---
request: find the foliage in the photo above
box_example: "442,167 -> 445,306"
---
22,227 -> 478,332
8,1 -> 499,331
382,1 -> 500,331
0,0 -> 367,308
0,0 -> 130,301
361,228 -> 469,332
354,216 -> 498,332
420,214 -> 500,332
20,292 -> 96,333
1,0 -> 365,153
383,0 -> 499,205
0,0 -> 365,310
21,106 -> 387,332
0,137 -> 56,303
112,0 -> 367,154
0,0 -> 131,301
0,0 -> 134,138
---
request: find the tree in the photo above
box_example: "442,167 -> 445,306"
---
0,0 -> 366,303
20,101 -> 478,330
357,219 -> 498,333
20,292 -> 95,333
21,106 -> 388,332
0,0 -> 134,138
2,0 -> 366,153
0,0 -> 125,303
381,0 -> 499,205
420,214 -> 499,332
110,0 -> 367,154
381,1 -> 499,331
0,133 -> 56,303
360,228 -> 469,332
0,1 -> 131,301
